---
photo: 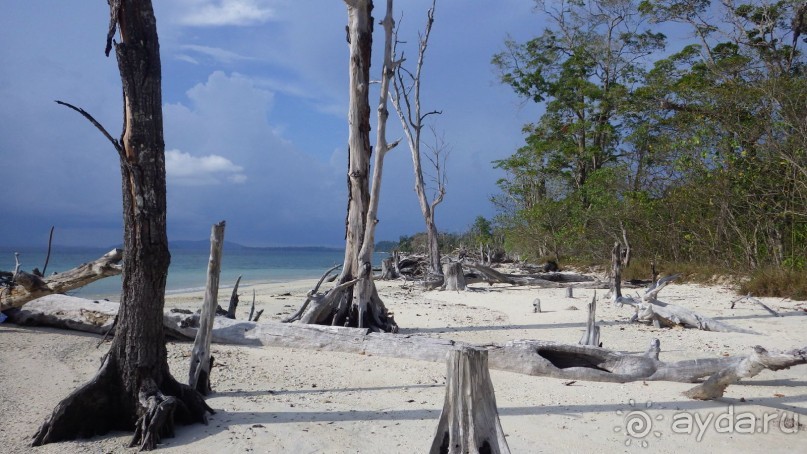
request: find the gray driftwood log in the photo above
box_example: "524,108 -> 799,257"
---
430,347 -> 510,454
11,296 -> 806,399
613,275 -> 760,334
0,248 -> 123,311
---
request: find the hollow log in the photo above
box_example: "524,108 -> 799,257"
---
430,347 -> 510,454
12,296 -> 805,394
0,249 -> 123,311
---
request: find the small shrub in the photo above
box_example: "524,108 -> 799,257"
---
739,268 -> 807,301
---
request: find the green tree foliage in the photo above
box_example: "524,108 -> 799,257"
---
493,0 -> 807,272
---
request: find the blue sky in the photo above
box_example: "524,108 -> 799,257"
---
1,0 -> 546,247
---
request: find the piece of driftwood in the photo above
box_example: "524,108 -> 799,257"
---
189,221 -> 225,395
248,289 -> 256,321
578,295 -> 600,346
225,275 -> 242,319
443,262 -> 466,291
731,294 -> 780,317
4,294 -> 118,334
532,298 -> 541,313
466,263 -> 604,288
9,296 -> 806,395
684,345 -> 807,400
430,347 -> 510,454
0,249 -> 123,311
613,275 -> 759,334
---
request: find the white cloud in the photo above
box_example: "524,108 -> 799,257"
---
165,149 -> 246,186
179,0 -> 275,27
180,44 -> 255,63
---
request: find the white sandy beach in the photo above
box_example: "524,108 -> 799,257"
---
2,277 -> 806,453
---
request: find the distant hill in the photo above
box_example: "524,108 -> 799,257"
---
374,240 -> 398,253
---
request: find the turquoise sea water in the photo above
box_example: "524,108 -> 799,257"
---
0,245 -> 360,300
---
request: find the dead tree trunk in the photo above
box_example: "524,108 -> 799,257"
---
578,295 -> 600,347
380,257 -> 400,279
430,347 -> 510,454
391,0 -> 445,278
442,262 -> 466,291
0,249 -> 122,311
189,221 -> 225,395
610,242 -> 622,299
225,275 -> 242,319
289,0 -> 396,332
32,2 -> 212,449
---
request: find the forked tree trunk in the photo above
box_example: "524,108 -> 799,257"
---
32,1 -> 211,450
430,347 -> 510,454
391,1 -> 444,278
290,0 -> 396,333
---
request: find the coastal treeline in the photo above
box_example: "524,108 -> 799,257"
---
487,0 -> 806,277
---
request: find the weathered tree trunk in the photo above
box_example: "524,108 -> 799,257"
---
610,242 -> 622,299
578,295 -> 600,346
32,2 -> 212,449
430,347 -> 510,454
442,262 -> 466,291
291,0 -> 396,332
189,222 -> 225,395
380,257 -> 400,279
391,0 -> 444,277
0,249 -> 122,311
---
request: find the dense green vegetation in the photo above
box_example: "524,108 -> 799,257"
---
489,0 -> 806,284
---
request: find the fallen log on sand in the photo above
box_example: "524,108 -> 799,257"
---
613,275 -> 759,334
8,295 -> 805,399
0,249 -> 122,311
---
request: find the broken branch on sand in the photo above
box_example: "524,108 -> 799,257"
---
0,249 -> 122,311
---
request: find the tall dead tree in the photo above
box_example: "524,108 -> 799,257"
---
391,0 -> 446,279
288,0 -> 397,332
32,1 -> 212,449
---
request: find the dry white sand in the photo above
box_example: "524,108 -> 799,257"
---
2,277 -> 806,453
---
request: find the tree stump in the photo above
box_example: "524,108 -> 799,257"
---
189,221 -> 225,395
578,295 -> 600,346
430,346 -> 510,454
380,258 -> 399,279
442,262 -> 466,291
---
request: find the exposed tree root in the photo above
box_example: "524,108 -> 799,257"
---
284,266 -> 397,333
32,354 -> 213,451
